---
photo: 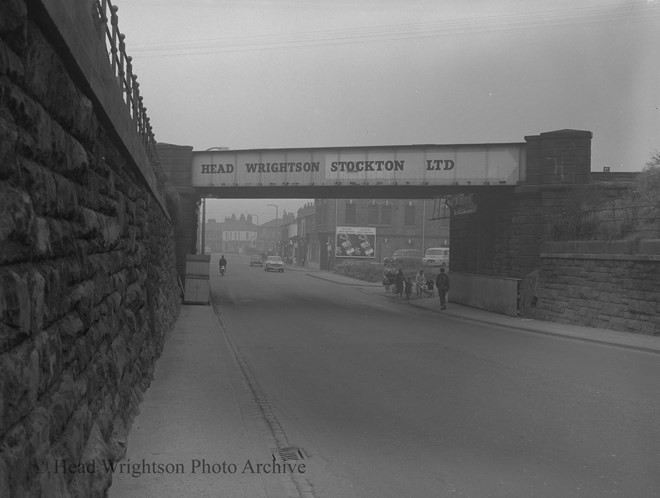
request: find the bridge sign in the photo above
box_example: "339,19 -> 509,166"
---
191,144 -> 525,189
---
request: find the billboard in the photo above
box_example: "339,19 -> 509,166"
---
190,144 -> 525,188
335,226 -> 376,258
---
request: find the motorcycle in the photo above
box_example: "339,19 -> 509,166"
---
220,265 -> 226,276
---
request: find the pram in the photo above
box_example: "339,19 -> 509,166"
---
383,272 -> 397,293
420,278 -> 435,297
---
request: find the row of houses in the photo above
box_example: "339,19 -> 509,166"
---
204,199 -> 450,270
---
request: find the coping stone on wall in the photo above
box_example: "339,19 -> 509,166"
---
33,0 -> 170,221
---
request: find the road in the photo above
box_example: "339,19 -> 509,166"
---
211,254 -> 660,498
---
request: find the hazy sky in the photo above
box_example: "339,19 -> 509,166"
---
116,0 -> 659,223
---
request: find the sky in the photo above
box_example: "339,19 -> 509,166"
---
115,0 -> 660,224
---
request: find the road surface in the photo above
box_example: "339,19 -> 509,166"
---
212,254 -> 660,498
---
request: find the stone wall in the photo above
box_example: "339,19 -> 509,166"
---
0,2 -> 180,497
536,241 -> 660,335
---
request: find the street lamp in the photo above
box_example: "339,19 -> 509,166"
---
267,204 -> 279,221
200,198 -> 207,254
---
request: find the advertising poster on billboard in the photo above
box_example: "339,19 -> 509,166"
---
335,226 -> 376,258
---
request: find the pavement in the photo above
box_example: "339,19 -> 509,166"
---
108,267 -> 660,498
304,269 -> 660,356
108,304 -> 301,498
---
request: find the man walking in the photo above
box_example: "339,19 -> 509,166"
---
395,268 -> 405,301
435,267 -> 449,310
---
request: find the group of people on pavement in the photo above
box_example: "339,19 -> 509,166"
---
383,264 -> 449,310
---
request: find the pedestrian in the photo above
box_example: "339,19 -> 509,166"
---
426,277 -> 435,297
383,264 -> 396,293
415,269 -> 426,297
395,269 -> 404,301
404,277 -> 413,300
435,267 -> 449,310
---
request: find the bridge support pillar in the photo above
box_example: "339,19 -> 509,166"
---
450,129 -> 592,316
157,143 -> 201,280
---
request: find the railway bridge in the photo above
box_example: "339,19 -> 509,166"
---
158,127 -> 595,316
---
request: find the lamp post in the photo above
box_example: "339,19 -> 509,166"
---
200,198 -> 206,254
248,213 -> 259,252
267,204 -> 279,256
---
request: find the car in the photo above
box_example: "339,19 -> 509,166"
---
422,247 -> 450,267
249,255 -> 263,267
382,249 -> 422,267
263,256 -> 284,272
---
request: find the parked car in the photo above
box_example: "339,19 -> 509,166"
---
422,247 -> 450,267
382,249 -> 423,267
263,256 -> 284,272
249,255 -> 263,267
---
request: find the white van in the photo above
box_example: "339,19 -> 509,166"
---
422,247 -> 449,267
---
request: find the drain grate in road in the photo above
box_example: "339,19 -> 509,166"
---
273,446 -> 305,462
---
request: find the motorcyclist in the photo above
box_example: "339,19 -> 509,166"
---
219,254 -> 227,274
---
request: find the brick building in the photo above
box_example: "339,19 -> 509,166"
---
314,199 -> 450,270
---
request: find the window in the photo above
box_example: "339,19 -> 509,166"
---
404,202 -> 416,226
367,203 -> 378,224
344,200 -> 356,225
381,204 -> 392,225
317,201 -> 326,228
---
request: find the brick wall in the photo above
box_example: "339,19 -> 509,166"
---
450,189 -> 555,279
0,2 -> 180,496
537,241 -> 660,335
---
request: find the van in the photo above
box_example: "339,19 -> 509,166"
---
422,247 -> 449,267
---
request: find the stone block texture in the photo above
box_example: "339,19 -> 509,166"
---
0,3 -> 180,497
537,243 -> 660,335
